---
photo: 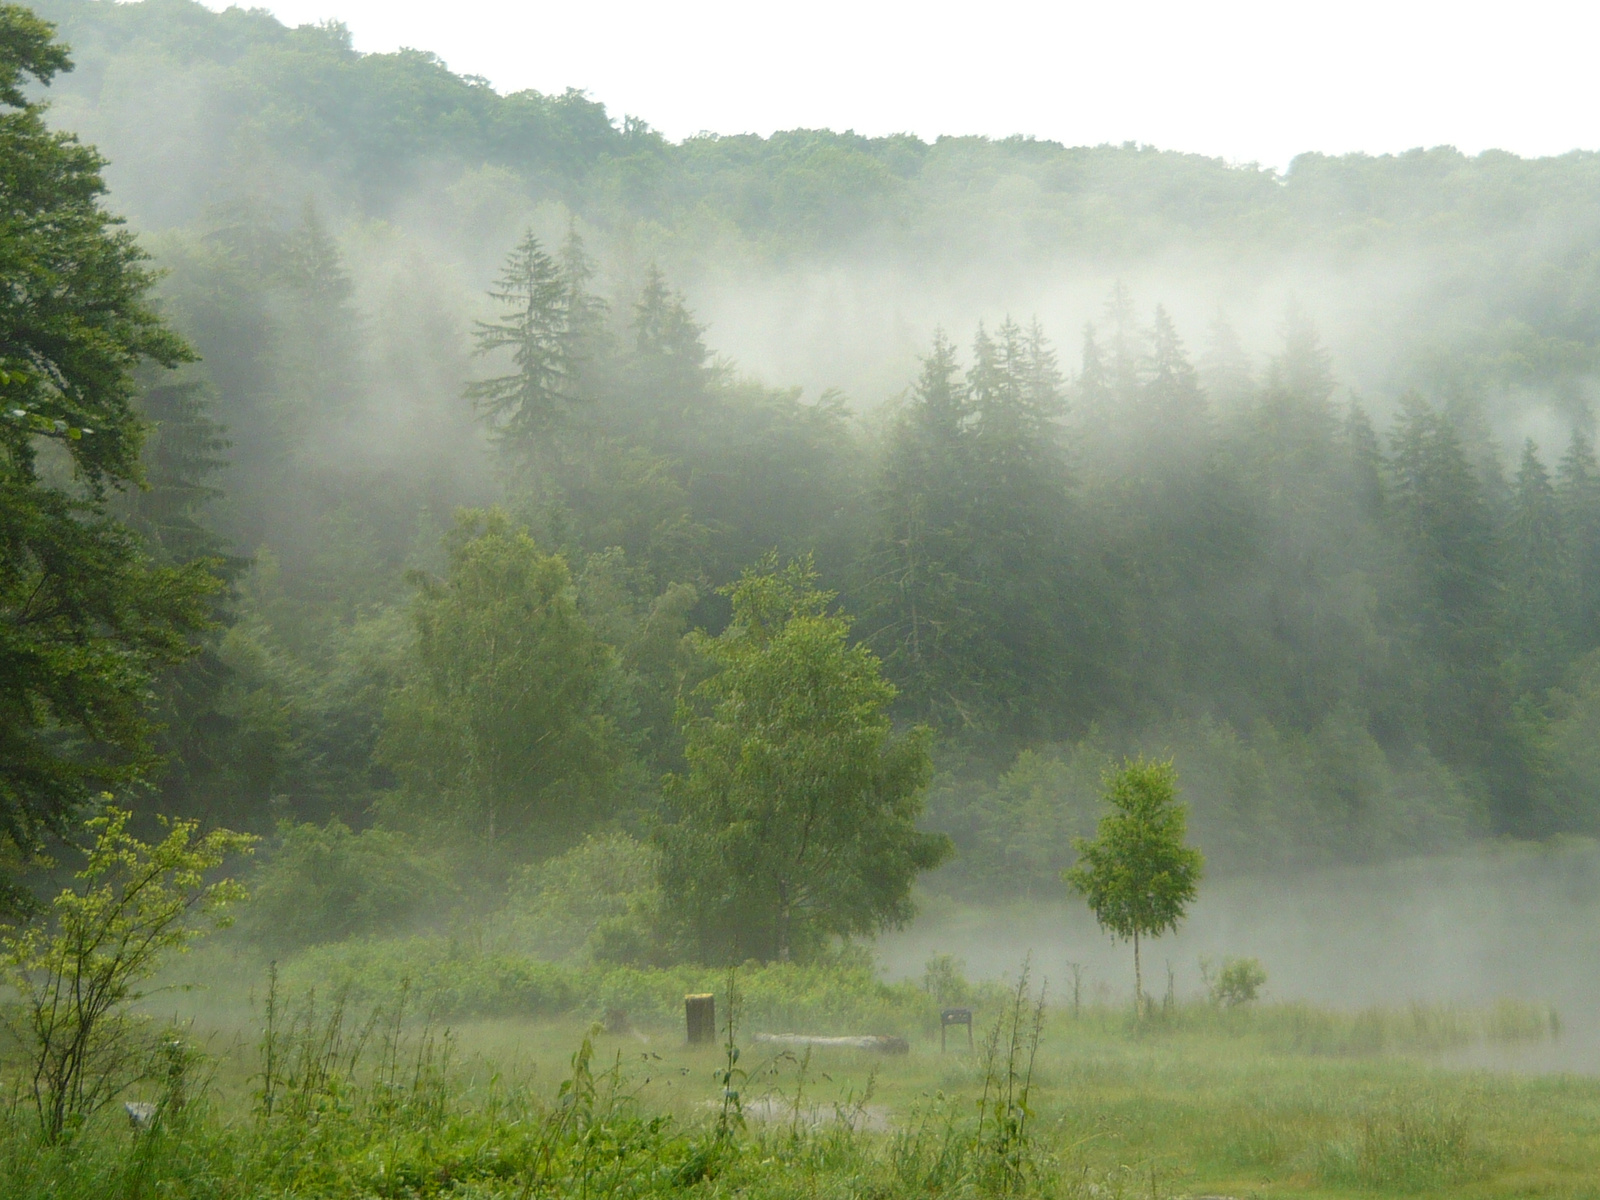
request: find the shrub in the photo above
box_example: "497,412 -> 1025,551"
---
1203,956 -> 1267,1007
275,935 -> 998,1035
243,820 -> 456,951
922,952 -> 973,1007
498,831 -> 665,963
0,808 -> 252,1141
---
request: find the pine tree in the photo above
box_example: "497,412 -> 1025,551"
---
277,202 -> 363,421
122,376 -> 250,826
1,8 -> 219,896
557,222 -> 611,406
1145,305 -> 1209,460
1200,307 -> 1254,409
125,378 -> 233,566
964,319 -> 1088,738
1272,301 -> 1335,407
466,231 -> 577,449
865,331 -> 983,726
633,264 -> 710,372
1073,322 -> 1113,453
625,264 -> 715,449
1508,441 -> 1565,685
1257,304 -> 1338,479
1557,428 -> 1600,652
1389,393 -> 1516,823
1343,401 -> 1386,519
1103,282 -> 1143,404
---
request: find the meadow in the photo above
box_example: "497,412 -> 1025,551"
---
3,945 -> 1595,1200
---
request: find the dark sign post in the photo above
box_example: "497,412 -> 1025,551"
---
940,1006 -> 973,1052
685,993 -> 716,1045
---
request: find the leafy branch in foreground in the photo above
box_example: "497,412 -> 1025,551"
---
0,806 -> 254,1141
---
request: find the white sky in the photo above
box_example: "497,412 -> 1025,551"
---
211,0 -> 1597,168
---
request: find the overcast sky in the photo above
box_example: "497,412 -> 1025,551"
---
215,0 -> 1597,169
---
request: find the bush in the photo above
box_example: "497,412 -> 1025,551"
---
497,832 -> 665,963
284,937 -> 578,1017
922,952 -> 973,1007
243,821 -> 456,952
1203,956 -> 1267,1007
276,935 -> 1002,1035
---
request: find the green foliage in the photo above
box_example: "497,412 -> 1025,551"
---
660,555 -> 949,963
242,819 -> 456,952
379,509 -> 620,851
498,831 -> 662,963
921,951 -> 973,1008
279,933 -> 990,1036
29,0 -> 1600,905
1202,956 -> 1267,1007
0,5 -> 219,892
0,806 -> 253,1140
862,322 -> 1093,741
1065,759 -> 1203,1014
466,230 -> 582,448
0,957 -> 1574,1198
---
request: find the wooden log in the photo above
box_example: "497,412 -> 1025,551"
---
685,993 -> 716,1044
751,1032 -> 910,1055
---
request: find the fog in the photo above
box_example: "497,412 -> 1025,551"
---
20,0 -> 1600,1041
881,846 -> 1600,1071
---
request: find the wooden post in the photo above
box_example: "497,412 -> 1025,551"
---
685,993 -> 716,1045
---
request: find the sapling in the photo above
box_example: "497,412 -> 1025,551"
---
0,807 -> 253,1140
1064,759 -> 1203,1019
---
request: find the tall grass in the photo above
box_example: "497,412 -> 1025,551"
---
1316,1103 -> 1485,1192
0,956 -> 1573,1199
1093,994 -> 1559,1056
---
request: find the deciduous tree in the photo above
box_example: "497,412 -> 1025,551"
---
660,555 -> 949,962
1065,758 -> 1203,1016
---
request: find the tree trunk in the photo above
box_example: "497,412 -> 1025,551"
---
1133,930 -> 1143,1019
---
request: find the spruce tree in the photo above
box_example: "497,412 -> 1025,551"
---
1557,428 -> 1600,652
277,202 -> 363,421
1145,305 -> 1209,461
1199,307 -> 1254,409
1508,440 -> 1566,689
1389,393 -> 1516,824
466,231 -> 577,449
1,6 -> 219,896
865,331 -> 983,726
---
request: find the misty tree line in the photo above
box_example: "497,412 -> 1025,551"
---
103,194 -> 1600,894
18,0 -> 1600,926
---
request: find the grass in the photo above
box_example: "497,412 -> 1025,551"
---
1,953 -> 1597,1199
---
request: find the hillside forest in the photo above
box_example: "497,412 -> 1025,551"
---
13,0 -> 1600,960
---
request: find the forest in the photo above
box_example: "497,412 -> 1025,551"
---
16,0 -> 1600,885
10,2 -> 1600,1196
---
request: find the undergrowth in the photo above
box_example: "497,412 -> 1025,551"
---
0,967 -> 1083,1200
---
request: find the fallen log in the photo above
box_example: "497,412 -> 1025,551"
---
752,1032 -> 910,1055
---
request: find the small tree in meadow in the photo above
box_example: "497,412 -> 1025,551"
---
1064,759 -> 1203,1017
0,807 -> 254,1140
